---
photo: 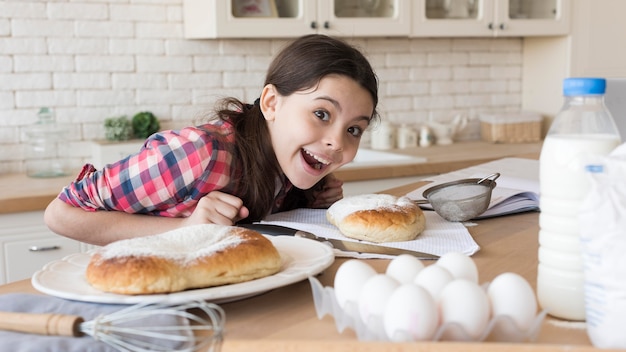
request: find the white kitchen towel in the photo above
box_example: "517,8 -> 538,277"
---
0,293 -> 190,352
261,208 -> 479,259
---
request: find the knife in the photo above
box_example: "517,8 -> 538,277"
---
239,223 -> 439,260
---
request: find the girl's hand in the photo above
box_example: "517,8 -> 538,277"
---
311,174 -> 344,208
185,191 -> 249,226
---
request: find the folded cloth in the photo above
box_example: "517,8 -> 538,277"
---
0,293 -> 189,352
261,208 -> 479,259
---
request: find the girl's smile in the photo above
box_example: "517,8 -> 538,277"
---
302,148 -> 331,171
261,74 -> 374,190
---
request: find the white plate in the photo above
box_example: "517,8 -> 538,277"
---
31,235 -> 334,305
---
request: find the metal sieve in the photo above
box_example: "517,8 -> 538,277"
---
421,173 -> 500,222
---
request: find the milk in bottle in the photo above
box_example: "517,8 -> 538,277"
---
537,78 -> 621,321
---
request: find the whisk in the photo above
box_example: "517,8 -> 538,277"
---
0,300 -> 225,352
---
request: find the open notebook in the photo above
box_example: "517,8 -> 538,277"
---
405,157 -> 540,219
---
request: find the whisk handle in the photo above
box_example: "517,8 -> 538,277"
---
0,311 -> 84,337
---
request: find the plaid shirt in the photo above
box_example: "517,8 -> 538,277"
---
59,121 -> 292,218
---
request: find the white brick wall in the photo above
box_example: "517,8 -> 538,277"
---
0,0 -> 523,174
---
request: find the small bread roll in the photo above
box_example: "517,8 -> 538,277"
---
86,224 -> 282,295
327,194 -> 425,243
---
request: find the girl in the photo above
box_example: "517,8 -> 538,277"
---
44,34 -> 380,246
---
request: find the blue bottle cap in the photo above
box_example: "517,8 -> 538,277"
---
563,78 -> 606,96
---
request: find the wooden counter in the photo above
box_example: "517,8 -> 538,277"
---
332,140 -> 542,181
0,141 -> 542,214
0,173 -> 74,214
0,176 -> 619,351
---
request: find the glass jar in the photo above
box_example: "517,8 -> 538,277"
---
24,107 -> 70,178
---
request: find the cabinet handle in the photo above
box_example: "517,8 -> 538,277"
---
310,21 -> 317,29
488,22 -> 494,30
323,21 -> 330,29
499,23 -> 506,30
29,245 -> 61,252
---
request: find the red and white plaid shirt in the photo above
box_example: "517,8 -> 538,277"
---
59,121 -> 292,218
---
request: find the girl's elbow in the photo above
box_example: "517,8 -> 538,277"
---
44,198 -> 66,235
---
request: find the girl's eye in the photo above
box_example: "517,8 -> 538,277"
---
314,109 -> 330,121
348,126 -> 363,137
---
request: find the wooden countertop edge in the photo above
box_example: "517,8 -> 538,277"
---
0,196 -> 54,214
222,340 -> 616,352
0,173 -> 73,214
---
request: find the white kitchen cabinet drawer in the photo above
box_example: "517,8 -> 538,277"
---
0,211 -> 90,285
3,233 -> 81,283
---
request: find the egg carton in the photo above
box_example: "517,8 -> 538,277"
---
308,276 -> 548,342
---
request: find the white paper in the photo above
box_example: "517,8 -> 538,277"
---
405,157 -> 540,219
260,208 -> 479,259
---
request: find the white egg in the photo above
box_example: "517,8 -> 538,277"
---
487,272 -> 538,332
383,284 -> 439,342
439,279 -> 491,341
334,259 -> 377,310
385,254 -> 425,284
414,264 -> 454,302
436,251 -> 479,283
358,274 -> 400,323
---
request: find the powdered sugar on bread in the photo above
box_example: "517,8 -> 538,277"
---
327,194 -> 415,223
95,224 -> 243,265
86,224 -> 282,294
327,194 -> 426,243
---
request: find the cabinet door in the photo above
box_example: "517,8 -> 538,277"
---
319,0 -> 411,37
411,0 -> 569,37
493,0 -> 570,37
412,0 -> 496,37
184,0 -> 317,39
183,0 -> 410,39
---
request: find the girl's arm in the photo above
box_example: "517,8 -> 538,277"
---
45,191 -> 250,246
44,198 -> 186,246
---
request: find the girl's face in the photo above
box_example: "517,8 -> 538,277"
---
261,74 -> 374,190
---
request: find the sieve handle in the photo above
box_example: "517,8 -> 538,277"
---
477,172 -> 500,185
0,311 -> 84,337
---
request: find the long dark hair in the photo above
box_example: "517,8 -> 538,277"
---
217,35 -> 379,221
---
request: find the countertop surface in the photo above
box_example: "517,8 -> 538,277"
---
0,177 -> 616,351
0,140 -> 542,214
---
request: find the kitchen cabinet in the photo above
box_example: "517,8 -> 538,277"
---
522,0 -> 626,123
0,211 -> 91,285
183,0 -> 410,38
412,0 -> 570,37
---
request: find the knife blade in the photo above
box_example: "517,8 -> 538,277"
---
239,223 -> 439,260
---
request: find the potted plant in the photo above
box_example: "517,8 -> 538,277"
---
94,112 -> 161,168
131,111 -> 160,139
104,115 -> 134,141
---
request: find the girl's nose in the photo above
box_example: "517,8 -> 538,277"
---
324,129 -> 344,152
